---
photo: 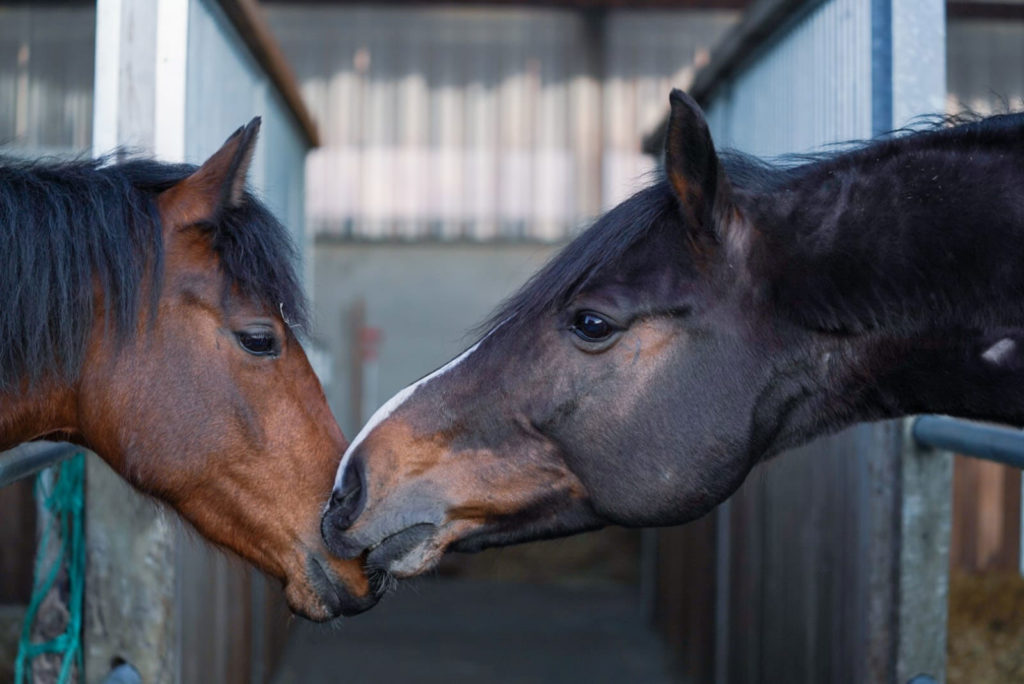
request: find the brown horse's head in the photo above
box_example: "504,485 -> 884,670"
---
1,122 -> 375,618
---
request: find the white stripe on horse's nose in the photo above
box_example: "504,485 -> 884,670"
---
332,330 -> 496,490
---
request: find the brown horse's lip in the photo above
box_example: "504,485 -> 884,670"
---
306,555 -> 380,618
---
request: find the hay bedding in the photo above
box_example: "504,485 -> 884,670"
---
947,572 -> 1024,683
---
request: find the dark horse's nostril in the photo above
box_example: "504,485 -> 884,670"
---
329,458 -> 366,530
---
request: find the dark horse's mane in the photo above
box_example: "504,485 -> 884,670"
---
481,111 -> 1024,337
0,155 -> 308,390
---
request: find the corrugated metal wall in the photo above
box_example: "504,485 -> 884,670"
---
186,0 -> 309,277
0,7 -> 94,680
266,5 -> 737,242
703,0 -> 873,155
947,16 -> 1024,114
180,2 -> 307,682
0,4 -> 94,155
1,3 -> 308,681
654,1 -> 949,682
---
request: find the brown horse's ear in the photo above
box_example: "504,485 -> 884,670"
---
664,90 -> 730,235
159,117 -> 261,226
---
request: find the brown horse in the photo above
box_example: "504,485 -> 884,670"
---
321,91 -> 1024,603
0,121 -> 374,619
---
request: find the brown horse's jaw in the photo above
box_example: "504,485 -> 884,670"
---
283,552 -> 380,620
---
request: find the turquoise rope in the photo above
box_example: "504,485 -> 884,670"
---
14,452 -> 85,684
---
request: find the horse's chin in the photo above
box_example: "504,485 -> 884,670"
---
284,555 -> 381,621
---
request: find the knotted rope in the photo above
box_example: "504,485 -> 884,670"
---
15,452 -> 85,683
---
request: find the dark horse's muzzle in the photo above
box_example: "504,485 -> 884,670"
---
321,455 -> 369,558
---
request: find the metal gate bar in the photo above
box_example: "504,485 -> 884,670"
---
913,415 -> 1024,469
0,443 -> 78,489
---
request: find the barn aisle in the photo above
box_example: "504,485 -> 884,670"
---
272,578 -> 673,684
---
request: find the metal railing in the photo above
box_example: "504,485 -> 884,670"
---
0,442 -> 79,488
914,413 -> 1024,580
913,415 -> 1024,469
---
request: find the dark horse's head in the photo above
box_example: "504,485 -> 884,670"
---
321,91 -> 1024,582
1,122 -> 375,618
320,91 -> 789,575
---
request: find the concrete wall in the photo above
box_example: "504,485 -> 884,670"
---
313,241 -> 559,436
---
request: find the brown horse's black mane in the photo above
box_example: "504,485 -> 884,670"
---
0,155 -> 308,390
481,111 -> 1024,338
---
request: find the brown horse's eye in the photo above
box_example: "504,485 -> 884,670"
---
572,312 -> 615,342
236,330 -> 278,356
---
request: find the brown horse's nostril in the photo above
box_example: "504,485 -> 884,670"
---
329,458 -> 366,531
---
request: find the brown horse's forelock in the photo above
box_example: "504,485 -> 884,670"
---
0,155 -> 308,391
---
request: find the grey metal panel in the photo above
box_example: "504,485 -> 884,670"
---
185,0 -> 308,266
0,4 -> 94,155
705,0 -> 874,156
180,6 -> 310,683
667,2 -> 951,682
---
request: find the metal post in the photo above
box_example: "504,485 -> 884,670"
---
913,414 -> 1024,575
897,419 -> 952,684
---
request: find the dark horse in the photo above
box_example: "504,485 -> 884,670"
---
0,121 -> 375,619
321,90 -> 1024,597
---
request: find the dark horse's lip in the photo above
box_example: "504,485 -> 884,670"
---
365,523 -> 438,571
306,555 -> 379,618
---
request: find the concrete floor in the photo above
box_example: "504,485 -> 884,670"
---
272,579 -> 674,684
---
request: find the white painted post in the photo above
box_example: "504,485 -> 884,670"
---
87,2 -> 189,682
888,5 -> 951,682
890,0 -> 946,130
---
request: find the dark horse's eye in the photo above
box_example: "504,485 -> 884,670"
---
236,330 -> 278,356
571,312 -> 616,342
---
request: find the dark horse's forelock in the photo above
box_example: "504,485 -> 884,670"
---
0,155 -> 308,391
480,110 -> 1024,338
479,182 -> 678,338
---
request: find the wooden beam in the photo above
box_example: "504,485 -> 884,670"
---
275,0 -> 750,6
216,0 -> 321,147
948,1 -> 1024,20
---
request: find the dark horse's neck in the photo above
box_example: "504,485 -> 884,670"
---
744,114 -> 1024,449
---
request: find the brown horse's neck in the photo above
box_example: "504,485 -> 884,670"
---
0,379 -> 79,451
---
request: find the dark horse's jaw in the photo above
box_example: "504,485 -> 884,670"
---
365,523 -> 439,577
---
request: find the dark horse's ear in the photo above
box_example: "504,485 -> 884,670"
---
664,90 -> 730,236
158,117 -> 260,227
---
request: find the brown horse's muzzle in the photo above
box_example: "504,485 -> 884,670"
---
288,549 -> 381,619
